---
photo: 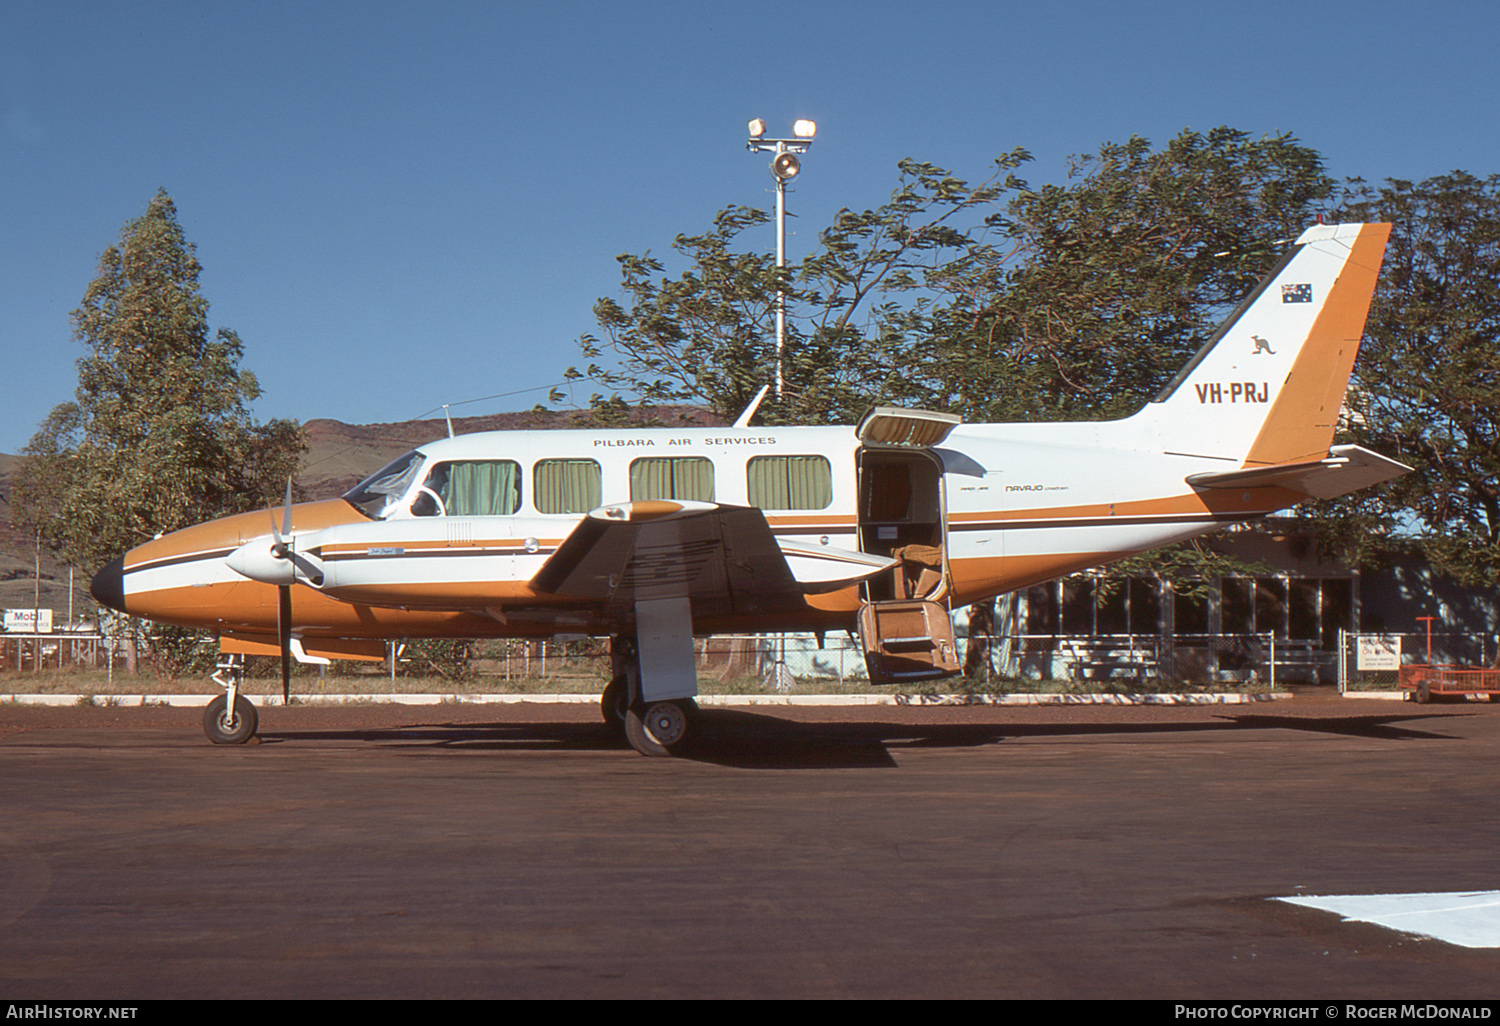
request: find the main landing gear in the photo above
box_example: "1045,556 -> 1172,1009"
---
625,697 -> 699,757
205,653 -> 258,745
603,631 -> 700,757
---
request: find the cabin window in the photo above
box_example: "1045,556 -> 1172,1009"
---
417,460 -> 521,516
629,457 -> 715,502
747,455 -> 833,510
534,459 -> 602,514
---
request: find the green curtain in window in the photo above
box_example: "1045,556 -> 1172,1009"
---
674,457 -> 714,501
630,457 -> 714,501
443,461 -> 520,516
535,459 -> 602,514
630,458 -> 671,500
748,455 -> 832,510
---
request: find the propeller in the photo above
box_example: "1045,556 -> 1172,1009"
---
271,479 -> 295,705
224,479 -> 327,705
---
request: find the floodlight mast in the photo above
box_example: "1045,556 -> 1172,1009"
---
746,118 -> 816,400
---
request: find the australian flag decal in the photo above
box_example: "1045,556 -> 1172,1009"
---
1282,283 -> 1313,303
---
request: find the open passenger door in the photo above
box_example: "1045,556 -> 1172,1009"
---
854,407 -> 963,686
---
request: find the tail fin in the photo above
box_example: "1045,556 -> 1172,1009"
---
1139,222 -> 1391,466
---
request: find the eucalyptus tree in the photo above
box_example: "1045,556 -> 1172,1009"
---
14,190 -> 305,576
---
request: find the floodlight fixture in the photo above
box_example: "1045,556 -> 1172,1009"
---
744,120 -> 814,156
741,118 -> 817,400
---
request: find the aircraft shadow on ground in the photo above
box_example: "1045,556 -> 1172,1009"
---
253,708 -> 1466,770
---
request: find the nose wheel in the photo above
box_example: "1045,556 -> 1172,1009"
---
204,692 -> 258,745
204,653 -> 258,744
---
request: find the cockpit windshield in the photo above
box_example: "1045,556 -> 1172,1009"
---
343,450 -> 426,519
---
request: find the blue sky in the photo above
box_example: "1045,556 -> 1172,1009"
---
2,0 -> 1497,454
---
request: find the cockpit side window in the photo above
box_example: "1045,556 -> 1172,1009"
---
413,460 -> 521,516
344,450 -> 426,519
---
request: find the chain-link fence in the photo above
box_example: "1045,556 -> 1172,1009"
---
473,629 -> 1329,692
27,626 -> 1484,696
962,630 -> 1340,688
1337,630 -> 1494,693
470,634 -> 872,692
0,632 -> 109,672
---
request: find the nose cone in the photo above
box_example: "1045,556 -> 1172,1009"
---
227,538 -> 297,586
90,556 -> 127,614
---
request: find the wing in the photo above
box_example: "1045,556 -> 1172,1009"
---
1186,444 -> 1412,500
530,500 -> 892,617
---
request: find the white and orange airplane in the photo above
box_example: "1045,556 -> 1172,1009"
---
91,222 -> 1408,756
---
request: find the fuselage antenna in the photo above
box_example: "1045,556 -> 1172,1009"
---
732,384 -> 772,429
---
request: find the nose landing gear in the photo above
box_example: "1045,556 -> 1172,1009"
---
204,653 -> 258,745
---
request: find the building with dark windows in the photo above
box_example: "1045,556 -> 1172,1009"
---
967,520 -> 1499,686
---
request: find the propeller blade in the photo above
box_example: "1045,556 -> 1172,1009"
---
280,477 -> 294,541
278,583 -> 293,704
270,478 -> 294,559
291,551 -> 325,587
269,514 -> 287,559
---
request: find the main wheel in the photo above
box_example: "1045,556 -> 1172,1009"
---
204,694 -> 258,745
624,698 -> 698,757
600,676 -> 628,733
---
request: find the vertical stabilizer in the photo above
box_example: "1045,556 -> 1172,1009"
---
1140,223 -> 1391,466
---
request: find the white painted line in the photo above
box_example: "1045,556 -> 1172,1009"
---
1277,891 -> 1500,948
2,691 -> 1291,708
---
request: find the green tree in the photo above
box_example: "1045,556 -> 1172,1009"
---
571,153 -> 1030,425
12,190 -> 305,574
572,205 -> 785,425
785,153 -> 1029,424
1314,172 -> 1500,584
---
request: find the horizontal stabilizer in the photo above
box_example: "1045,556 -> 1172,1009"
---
1186,444 -> 1411,500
